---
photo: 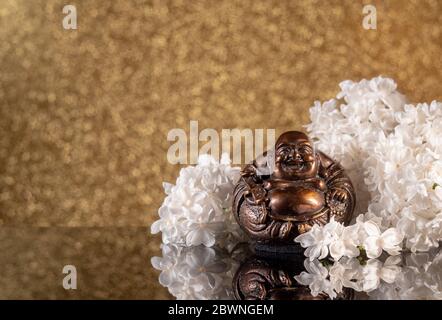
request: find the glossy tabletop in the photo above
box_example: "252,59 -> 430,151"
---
1,226 -> 440,300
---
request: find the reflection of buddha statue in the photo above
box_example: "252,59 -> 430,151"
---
233,254 -> 354,300
233,131 -> 355,244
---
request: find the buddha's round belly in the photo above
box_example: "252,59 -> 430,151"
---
269,187 -> 325,217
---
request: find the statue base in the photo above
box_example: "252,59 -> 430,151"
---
254,242 -> 304,260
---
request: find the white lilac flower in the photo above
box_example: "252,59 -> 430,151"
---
295,213 -> 403,260
307,76 -> 407,216
363,221 -> 403,259
329,217 -> 365,261
306,76 -> 442,253
151,153 -> 245,248
295,217 -> 343,261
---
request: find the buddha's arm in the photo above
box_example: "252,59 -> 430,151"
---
233,171 -> 268,226
318,151 -> 355,223
318,152 -> 352,189
238,151 -> 272,204
233,177 -> 293,241
233,157 -> 294,241
240,166 -> 266,204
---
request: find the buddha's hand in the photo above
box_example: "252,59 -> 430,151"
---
249,185 -> 267,204
243,180 -> 267,205
328,188 -> 348,203
263,180 -> 272,190
241,164 -> 257,177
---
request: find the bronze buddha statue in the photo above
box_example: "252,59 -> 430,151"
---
232,131 -> 355,243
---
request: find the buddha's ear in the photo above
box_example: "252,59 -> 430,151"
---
317,151 -> 334,169
275,154 -> 282,163
316,153 -> 327,176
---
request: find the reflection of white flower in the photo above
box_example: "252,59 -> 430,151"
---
297,250 -> 442,300
329,257 -> 363,292
368,250 -> 442,300
295,255 -> 402,299
151,245 -> 183,287
151,154 -> 246,248
295,259 -> 337,298
151,244 -> 238,300
185,246 -> 228,289
362,257 -> 401,292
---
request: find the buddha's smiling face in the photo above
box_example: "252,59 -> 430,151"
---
272,131 -> 318,180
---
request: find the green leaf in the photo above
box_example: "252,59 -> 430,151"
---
357,245 -> 368,265
319,258 -> 333,267
433,183 -> 440,190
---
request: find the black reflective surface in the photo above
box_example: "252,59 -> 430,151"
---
152,243 -> 442,300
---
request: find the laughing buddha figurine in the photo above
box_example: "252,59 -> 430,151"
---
232,131 -> 355,245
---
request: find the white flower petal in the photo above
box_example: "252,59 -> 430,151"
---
380,228 -> 404,254
364,236 -> 383,259
364,221 -> 381,237
379,265 -> 401,284
151,219 -> 162,234
329,241 -> 344,261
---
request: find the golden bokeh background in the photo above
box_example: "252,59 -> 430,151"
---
0,0 -> 441,298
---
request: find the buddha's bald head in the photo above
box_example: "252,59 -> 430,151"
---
272,131 -> 318,180
276,131 -> 310,148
